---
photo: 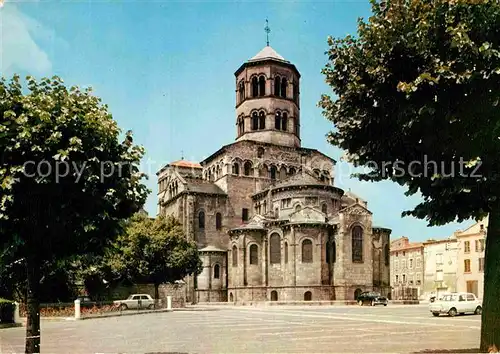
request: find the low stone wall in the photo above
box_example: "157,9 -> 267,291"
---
113,283 -> 186,308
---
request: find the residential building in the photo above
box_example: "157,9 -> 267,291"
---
422,237 -> 459,300
157,45 -> 392,303
455,217 -> 487,299
390,237 -> 424,299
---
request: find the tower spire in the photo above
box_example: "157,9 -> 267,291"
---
264,19 -> 270,46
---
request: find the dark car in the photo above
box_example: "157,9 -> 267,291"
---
356,291 -> 388,306
75,296 -> 97,308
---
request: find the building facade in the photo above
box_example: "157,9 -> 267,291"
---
156,45 -> 392,303
390,237 -> 424,299
455,217 -> 487,299
422,237 -> 459,300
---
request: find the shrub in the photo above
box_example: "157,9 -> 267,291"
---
0,299 -> 15,323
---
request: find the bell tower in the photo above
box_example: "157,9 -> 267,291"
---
234,44 -> 301,148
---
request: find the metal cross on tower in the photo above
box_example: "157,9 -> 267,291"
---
264,19 -> 271,46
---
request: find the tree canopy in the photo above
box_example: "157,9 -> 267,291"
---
0,75 -> 149,352
320,0 -> 500,225
106,213 -> 202,301
320,0 -> 500,351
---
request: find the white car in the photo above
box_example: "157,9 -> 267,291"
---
429,292 -> 482,317
113,294 -> 155,310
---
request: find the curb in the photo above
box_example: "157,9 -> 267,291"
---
0,323 -> 23,329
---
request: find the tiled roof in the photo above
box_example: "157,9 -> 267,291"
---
170,160 -> 202,169
249,46 -> 287,63
391,242 -> 423,252
184,177 -> 226,195
199,246 -> 227,253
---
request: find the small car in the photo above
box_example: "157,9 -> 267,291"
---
75,296 -> 97,308
356,291 -> 388,306
113,294 -> 155,310
429,292 -> 482,317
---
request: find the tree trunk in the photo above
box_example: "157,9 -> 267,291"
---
25,254 -> 41,354
154,283 -> 159,309
480,209 -> 500,352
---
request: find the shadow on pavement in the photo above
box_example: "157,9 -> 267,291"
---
413,349 -> 481,353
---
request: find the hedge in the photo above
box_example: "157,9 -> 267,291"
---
0,299 -> 15,324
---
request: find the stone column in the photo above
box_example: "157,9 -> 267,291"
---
242,234 -> 247,286
292,226 -> 297,286
208,253 -> 212,302
264,235 -> 269,287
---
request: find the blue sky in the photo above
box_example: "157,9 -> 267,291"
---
1,0 -> 474,241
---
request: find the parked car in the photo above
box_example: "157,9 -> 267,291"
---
429,292 -> 482,317
356,291 -> 388,306
113,294 -> 155,310
75,296 -> 97,308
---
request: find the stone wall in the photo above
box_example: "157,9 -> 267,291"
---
111,283 -> 187,308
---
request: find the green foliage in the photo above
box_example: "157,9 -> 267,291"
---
107,214 -> 202,291
0,74 -> 150,264
0,298 -> 15,323
0,74 -> 150,351
320,0 -> 500,225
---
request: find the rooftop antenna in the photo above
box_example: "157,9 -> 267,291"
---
264,19 -> 271,46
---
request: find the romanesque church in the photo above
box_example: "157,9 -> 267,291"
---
157,45 -> 391,303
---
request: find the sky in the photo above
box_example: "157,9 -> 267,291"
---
0,0 -> 475,242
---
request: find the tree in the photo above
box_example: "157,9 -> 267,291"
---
0,75 -> 149,353
108,213 -> 202,304
320,0 -> 500,351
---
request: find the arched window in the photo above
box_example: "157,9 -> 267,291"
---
252,112 -> 259,130
198,211 -> 205,229
321,203 -> 327,214
243,161 -> 252,176
216,212 -> 222,230
302,239 -> 313,263
284,242 -> 288,263
239,81 -> 245,103
270,165 -> 277,180
332,241 -> 336,263
252,77 -> 258,97
257,147 -> 264,158
304,291 -> 312,301
274,76 -> 281,96
282,112 -> 288,131
295,204 -> 301,212
275,111 -> 281,130
258,76 -> 266,96
232,245 -> 238,267
352,226 -> 364,263
271,290 -> 278,301
213,264 -> 220,279
269,233 -> 281,264
281,78 -> 287,98
232,162 -> 240,175
259,111 -> 265,129
238,117 -> 245,136
289,167 -> 296,176
385,243 -> 390,266
250,244 -> 258,265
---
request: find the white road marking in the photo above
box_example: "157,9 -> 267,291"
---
257,326 -> 379,336
288,329 -> 461,341
229,308 -> 481,329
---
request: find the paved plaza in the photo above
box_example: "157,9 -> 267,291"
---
0,304 -> 480,353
